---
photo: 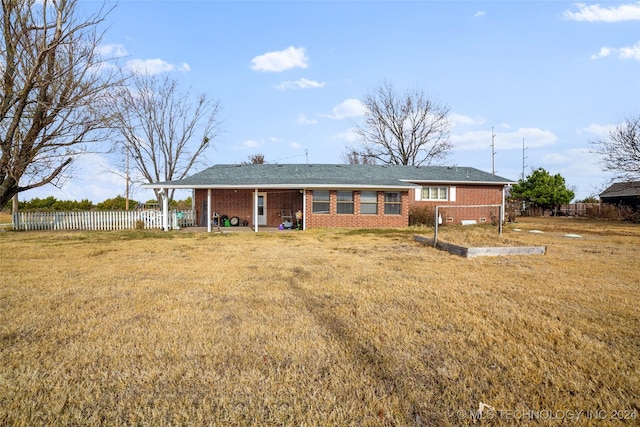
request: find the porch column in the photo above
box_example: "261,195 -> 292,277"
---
254,188 -> 258,232
302,189 -> 307,230
207,189 -> 212,233
162,189 -> 169,231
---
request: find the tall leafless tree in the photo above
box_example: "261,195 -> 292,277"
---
0,0 -> 118,208
108,74 -> 222,205
592,116 -> 640,182
346,81 -> 452,166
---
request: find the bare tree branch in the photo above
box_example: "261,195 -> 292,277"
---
592,116 -> 640,182
0,0 -> 119,207
346,80 -> 452,166
107,74 -> 222,204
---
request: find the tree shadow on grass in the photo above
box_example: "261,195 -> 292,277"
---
286,267 -> 433,425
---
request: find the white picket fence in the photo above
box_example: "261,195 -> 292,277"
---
12,210 -> 196,231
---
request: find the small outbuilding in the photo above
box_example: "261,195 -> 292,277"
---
599,181 -> 640,212
143,163 -> 515,231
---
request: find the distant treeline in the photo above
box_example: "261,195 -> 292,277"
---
3,195 -> 193,212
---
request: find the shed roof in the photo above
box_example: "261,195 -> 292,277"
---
143,164 -> 515,190
600,181 -> 640,198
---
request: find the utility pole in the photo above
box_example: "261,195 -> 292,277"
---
491,127 -> 496,175
522,138 -> 527,212
522,138 -> 527,181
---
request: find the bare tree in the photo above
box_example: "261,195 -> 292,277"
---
347,81 -> 452,166
241,153 -> 266,165
0,0 -> 118,208
592,116 -> 640,182
108,74 -> 222,204
341,147 -> 377,164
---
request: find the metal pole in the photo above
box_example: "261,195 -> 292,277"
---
491,127 -> 496,175
434,206 -> 439,247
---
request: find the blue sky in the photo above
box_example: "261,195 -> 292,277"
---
24,1 -> 640,203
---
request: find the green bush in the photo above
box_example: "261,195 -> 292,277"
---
96,195 -> 139,211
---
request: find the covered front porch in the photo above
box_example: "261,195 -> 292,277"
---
193,187 -> 305,232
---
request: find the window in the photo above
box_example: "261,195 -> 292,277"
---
421,186 -> 448,201
312,190 -> 330,214
384,192 -> 401,215
336,191 -> 354,214
360,191 -> 378,214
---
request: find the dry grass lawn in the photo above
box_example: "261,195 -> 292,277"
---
1,217 -> 638,425
0,212 -> 12,230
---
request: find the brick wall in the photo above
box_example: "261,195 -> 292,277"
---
194,184 -> 506,228
305,190 -> 409,229
410,185 -> 505,224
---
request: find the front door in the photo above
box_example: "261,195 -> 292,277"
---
257,193 -> 267,225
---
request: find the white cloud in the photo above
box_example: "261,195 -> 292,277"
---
591,41 -> 640,60
563,2 -> 640,22
591,46 -> 611,59
619,41 -> 640,59
332,127 -> 360,143
274,78 -> 325,90
578,123 -> 614,138
250,46 -> 309,72
243,139 -> 260,148
474,10 -> 486,18
452,127 -> 557,151
542,152 -> 569,164
542,148 -> 602,175
289,142 -> 303,149
323,98 -> 366,120
125,58 -> 176,75
297,114 -> 317,125
450,113 -> 486,127
97,43 -> 128,58
178,62 -> 191,72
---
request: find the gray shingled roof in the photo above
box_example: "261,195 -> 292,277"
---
600,181 -> 640,198
144,164 -> 515,189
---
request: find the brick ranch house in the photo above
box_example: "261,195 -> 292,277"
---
144,164 -> 515,231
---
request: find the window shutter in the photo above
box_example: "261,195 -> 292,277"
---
415,188 -> 422,201
449,186 -> 456,202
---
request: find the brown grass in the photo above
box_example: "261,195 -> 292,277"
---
1,218 -> 639,425
0,212 -> 11,230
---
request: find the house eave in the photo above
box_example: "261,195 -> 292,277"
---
400,179 -> 515,186
141,183 -> 418,190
